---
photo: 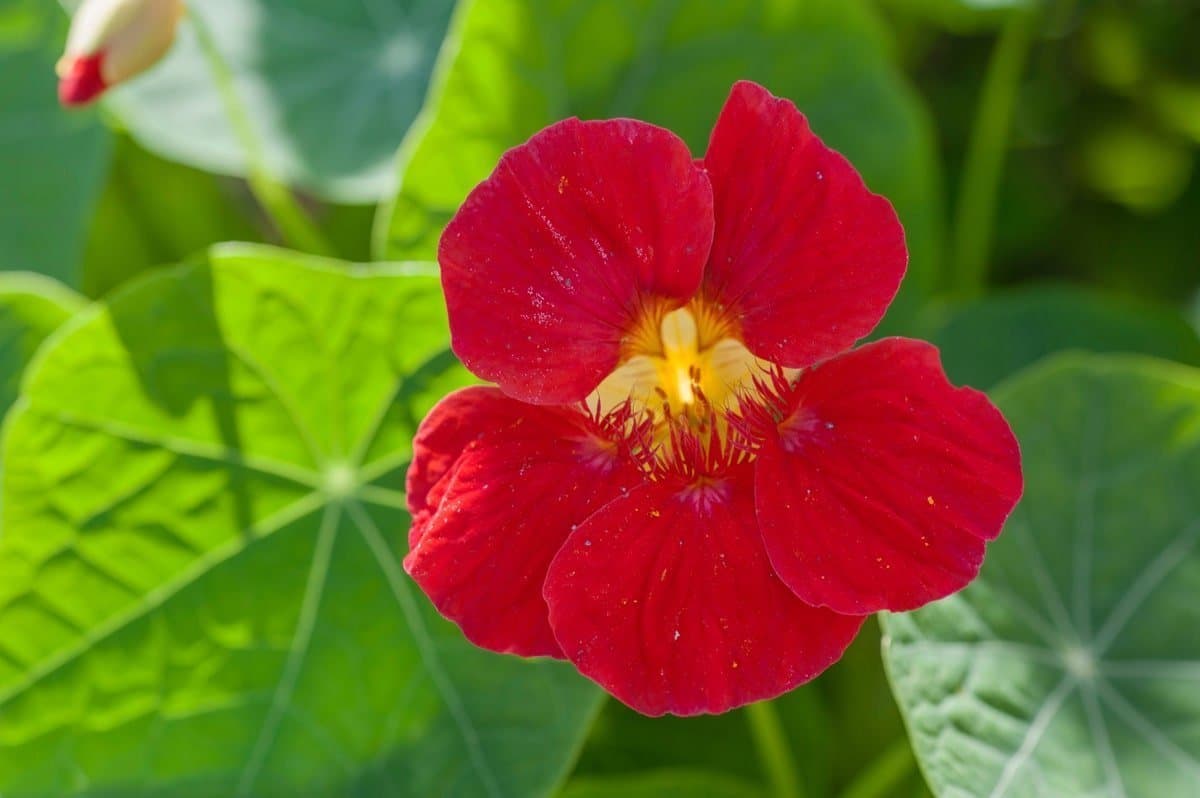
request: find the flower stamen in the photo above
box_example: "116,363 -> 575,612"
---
589,299 -> 787,480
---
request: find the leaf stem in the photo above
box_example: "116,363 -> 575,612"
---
838,738 -> 917,798
949,7 -> 1038,297
746,700 -> 805,798
186,7 -> 335,256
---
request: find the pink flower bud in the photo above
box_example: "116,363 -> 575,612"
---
57,0 -> 184,107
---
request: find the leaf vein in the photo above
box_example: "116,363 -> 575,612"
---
348,499 -> 505,798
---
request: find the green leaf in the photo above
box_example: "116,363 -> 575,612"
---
0,272 -> 85,417
819,621 -> 916,791
930,286 -> 1200,389
0,244 -> 598,797
560,770 -> 764,798
883,355 -> 1200,797
80,135 -> 260,299
575,687 -> 831,796
376,0 -> 943,313
876,0 -> 1027,33
0,0 -> 110,284
95,0 -> 456,202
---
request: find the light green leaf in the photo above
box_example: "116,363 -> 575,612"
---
0,244 -> 598,797
376,0 -> 942,312
883,355 -> 1200,797
560,770 -> 764,798
0,272 -> 85,417
0,0 -> 110,284
95,0 -> 456,202
930,286 -> 1200,388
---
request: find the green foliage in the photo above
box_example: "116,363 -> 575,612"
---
0,272 -> 84,415
5,0 -> 1200,794
81,136 -> 259,298
0,0 -> 109,284
0,245 -> 597,797
884,355 -> 1200,797
377,0 -> 942,317
878,0 -> 1028,33
930,286 -> 1200,388
576,684 -> 831,795
97,0 -> 457,202
561,770 -> 764,798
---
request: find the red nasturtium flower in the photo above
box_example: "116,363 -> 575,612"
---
404,81 -> 1023,716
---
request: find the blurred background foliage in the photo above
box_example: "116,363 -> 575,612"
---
889,0 -> 1200,303
0,0 -> 1197,796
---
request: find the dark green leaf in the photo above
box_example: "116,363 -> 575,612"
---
930,286 -> 1200,388
80,136 -> 260,298
883,355 -> 1200,797
561,770 -> 764,798
0,0 -> 110,284
575,687 -> 830,796
0,244 -> 598,797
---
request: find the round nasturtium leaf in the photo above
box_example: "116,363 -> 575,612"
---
0,244 -> 599,797
883,354 -> 1200,798
95,0 -> 457,202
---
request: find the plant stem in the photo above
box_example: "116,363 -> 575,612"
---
746,700 -> 804,798
838,739 -> 918,798
949,7 -> 1038,298
187,7 -> 335,256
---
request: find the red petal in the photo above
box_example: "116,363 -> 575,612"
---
702,81 -> 907,368
58,53 -> 108,107
755,338 -> 1023,615
544,473 -> 863,715
439,117 -> 714,405
405,387 -> 531,548
404,403 -> 641,658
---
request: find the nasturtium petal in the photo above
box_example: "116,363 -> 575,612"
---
0,272 -> 85,417
755,338 -> 1022,615
440,117 -> 713,405
2,0 -> 110,284
883,355 -> 1200,798
0,244 -> 599,797
544,474 -> 864,717
405,388 -> 643,658
702,81 -> 906,370
88,0 -> 456,202
406,386 -> 527,546
377,0 -> 942,315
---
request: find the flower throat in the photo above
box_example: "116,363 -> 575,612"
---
588,299 -> 784,476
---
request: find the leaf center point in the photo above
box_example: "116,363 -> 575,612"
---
322,462 -> 359,499
1060,644 -> 1098,682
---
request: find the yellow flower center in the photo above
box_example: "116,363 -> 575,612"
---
589,300 -> 767,428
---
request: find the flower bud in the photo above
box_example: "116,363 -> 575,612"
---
57,0 -> 185,107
